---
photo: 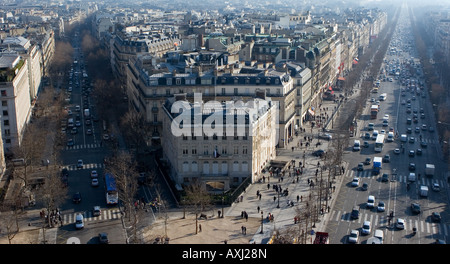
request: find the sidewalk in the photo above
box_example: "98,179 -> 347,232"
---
224,97 -> 348,244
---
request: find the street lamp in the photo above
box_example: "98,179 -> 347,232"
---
260,211 -> 264,234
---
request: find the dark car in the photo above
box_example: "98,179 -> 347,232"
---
381,173 -> 389,182
72,192 -> 82,203
313,149 -> 325,157
409,163 -> 416,171
98,233 -> 109,244
411,203 -> 421,214
420,141 -> 427,148
351,207 -> 360,220
431,212 -> 441,223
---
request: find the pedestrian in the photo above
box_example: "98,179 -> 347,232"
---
199,224 -> 202,232
267,183 -> 270,190
257,206 -> 260,213
297,195 -> 300,202
274,196 -> 276,202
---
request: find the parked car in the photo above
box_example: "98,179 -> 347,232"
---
348,230 -> 359,244
72,192 -> 82,203
312,149 -> 325,157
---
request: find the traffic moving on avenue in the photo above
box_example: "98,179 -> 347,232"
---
324,3 -> 449,244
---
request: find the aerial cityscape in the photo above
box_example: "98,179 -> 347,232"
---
0,0 -> 448,249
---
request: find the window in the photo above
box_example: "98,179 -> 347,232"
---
242,146 -> 247,154
221,147 -> 227,154
4,129 -> 9,136
203,146 -> 209,155
192,148 -> 197,155
182,148 -> 189,155
166,89 -> 171,96
234,88 -> 238,95
2,110 -> 8,116
166,78 -> 172,85
176,78 -> 181,85
3,120 -> 9,126
2,101 -> 7,106
221,88 -> 226,95
1,90 -> 6,97
233,146 -> 239,154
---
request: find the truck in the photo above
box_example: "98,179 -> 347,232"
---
425,164 -> 435,177
420,186 -> 428,197
370,105 -> 379,119
313,232 -> 329,244
372,157 -> 382,175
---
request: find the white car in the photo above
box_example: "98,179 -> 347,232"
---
77,159 -> 83,168
75,214 -> 84,229
395,218 -> 405,230
93,206 -> 101,217
362,221 -> 371,235
91,170 -> 98,178
351,177 -> 360,187
91,178 -> 99,187
366,195 -> 375,209
348,229 -> 359,243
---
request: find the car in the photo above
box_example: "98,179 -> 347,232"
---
75,120 -> 81,127
93,206 -> 101,217
75,214 -> 84,229
357,163 -> 364,171
382,154 -> 390,163
91,178 -> 99,187
351,177 -> 360,187
406,127 -> 412,134
91,170 -> 98,178
415,127 -> 420,133
103,133 -> 110,140
72,192 -> 82,203
348,230 -> 359,244
411,203 -> 421,214
371,131 -> 378,140
416,148 -> 422,155
429,126 -> 434,132
318,133 -> 332,141
364,132 -> 371,139
381,173 -> 389,182
312,149 -> 325,157
67,139 -> 74,146
366,195 -> 375,209
395,218 -> 405,230
362,221 -> 371,235
406,108 -> 412,114
383,114 -> 389,120
422,124 -> 427,130
71,127 -> 77,134
364,157 -> 371,165
351,207 -> 360,219
377,201 -> 385,212
420,113 -> 425,119
86,129 -> 92,135
361,183 -> 369,191
382,120 -> 388,127
431,212 -> 441,223
394,148 -> 401,154
363,141 -> 369,148
409,137 -> 415,143
98,233 -> 109,244
77,159 -> 83,168
432,183 -> 440,192
406,118 -> 412,124
420,141 -> 427,148
409,163 -> 416,171
409,150 -> 415,157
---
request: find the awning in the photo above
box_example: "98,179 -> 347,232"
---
338,77 -> 346,81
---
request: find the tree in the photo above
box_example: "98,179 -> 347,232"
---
183,180 -> 212,234
121,110 -> 151,155
105,150 -> 140,243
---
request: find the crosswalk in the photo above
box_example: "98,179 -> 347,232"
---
63,163 -> 104,171
62,208 -> 121,225
348,170 -> 446,188
328,209 -> 449,236
65,143 -> 101,150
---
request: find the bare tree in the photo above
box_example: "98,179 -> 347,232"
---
183,180 -> 212,234
105,150 -> 141,243
121,110 -> 151,155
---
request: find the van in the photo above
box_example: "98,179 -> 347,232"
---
374,229 -> 384,244
353,140 -> 361,151
400,134 -> 407,142
75,214 -> 84,229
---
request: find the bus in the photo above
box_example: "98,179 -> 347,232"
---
374,134 -> 385,152
104,173 -> 119,205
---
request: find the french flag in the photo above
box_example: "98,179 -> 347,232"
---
214,147 -> 220,158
